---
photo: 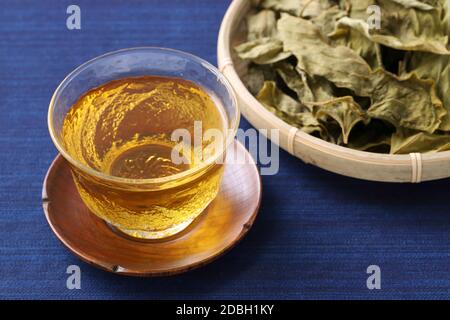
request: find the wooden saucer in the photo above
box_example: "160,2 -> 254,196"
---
42,140 -> 261,276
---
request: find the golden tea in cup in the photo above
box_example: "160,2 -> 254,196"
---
48,48 -> 239,239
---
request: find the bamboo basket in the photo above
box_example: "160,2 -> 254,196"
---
217,0 -> 450,183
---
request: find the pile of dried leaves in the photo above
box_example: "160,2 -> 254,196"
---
235,0 -> 450,153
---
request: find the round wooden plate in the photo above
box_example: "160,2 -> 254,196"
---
42,140 -> 261,277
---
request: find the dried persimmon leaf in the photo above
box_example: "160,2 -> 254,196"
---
311,96 -> 369,144
275,62 -> 335,105
278,14 -> 374,96
256,81 -> 326,136
335,0 -> 450,55
406,53 -> 450,130
235,37 -> 291,64
389,0 -> 438,11
246,10 -> 278,41
391,128 -> 450,154
368,70 -> 446,133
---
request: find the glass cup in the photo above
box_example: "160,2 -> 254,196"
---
48,47 -> 239,240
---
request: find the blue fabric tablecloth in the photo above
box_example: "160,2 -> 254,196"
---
1,0 -> 449,300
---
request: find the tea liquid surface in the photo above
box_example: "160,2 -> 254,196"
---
61,75 -> 225,179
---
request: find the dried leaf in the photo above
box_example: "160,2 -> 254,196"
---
391,128 -> 450,154
278,14 -> 374,96
329,1 -> 383,69
312,5 -> 348,36
311,96 -> 369,143
275,62 -> 335,104
330,23 -> 383,69
275,62 -> 315,104
368,70 -> 445,133
235,38 -> 291,64
335,0 -> 450,55
343,0 -> 374,19
305,75 -> 337,102
247,10 -> 278,40
389,0 -> 438,11
242,64 -> 276,95
406,53 -> 450,130
256,81 -> 325,136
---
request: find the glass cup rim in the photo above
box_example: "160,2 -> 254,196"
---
48,46 -> 240,186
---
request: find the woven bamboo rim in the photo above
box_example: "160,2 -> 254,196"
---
217,0 -> 450,183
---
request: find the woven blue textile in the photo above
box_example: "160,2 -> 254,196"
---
1,0 -> 449,300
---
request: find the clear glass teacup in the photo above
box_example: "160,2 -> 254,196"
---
48,47 -> 239,239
